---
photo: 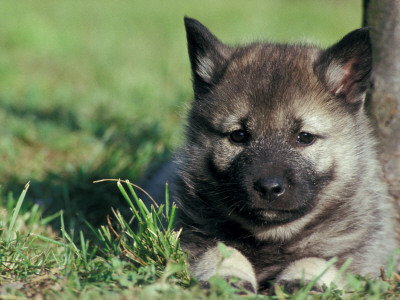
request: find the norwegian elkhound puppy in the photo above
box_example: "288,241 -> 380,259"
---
145,17 -> 398,293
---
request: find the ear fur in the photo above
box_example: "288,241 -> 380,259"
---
184,17 -> 233,95
314,28 -> 372,108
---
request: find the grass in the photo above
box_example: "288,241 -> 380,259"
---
1,182 -> 400,299
2,0 -> 399,298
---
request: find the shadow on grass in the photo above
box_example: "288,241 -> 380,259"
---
6,153 -> 173,239
3,132 -> 175,240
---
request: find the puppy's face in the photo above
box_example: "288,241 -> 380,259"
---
189,46 -> 339,225
183,18 -> 372,226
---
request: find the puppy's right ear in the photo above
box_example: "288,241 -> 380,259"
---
184,17 -> 233,95
314,28 -> 371,110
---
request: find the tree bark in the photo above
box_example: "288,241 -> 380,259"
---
363,0 -> 400,201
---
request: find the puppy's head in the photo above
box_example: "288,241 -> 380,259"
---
183,17 -> 372,226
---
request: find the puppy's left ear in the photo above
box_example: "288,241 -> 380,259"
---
314,28 -> 372,108
184,17 -> 233,96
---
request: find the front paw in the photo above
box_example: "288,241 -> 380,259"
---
269,279 -> 323,295
273,257 -> 344,293
193,245 -> 258,293
224,276 -> 257,293
200,276 -> 257,293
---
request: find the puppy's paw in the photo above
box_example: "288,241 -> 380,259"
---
274,257 -> 345,293
223,276 -> 257,293
200,276 -> 256,293
193,245 -> 258,293
269,279 -> 323,295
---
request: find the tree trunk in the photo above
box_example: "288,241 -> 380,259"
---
363,0 -> 400,201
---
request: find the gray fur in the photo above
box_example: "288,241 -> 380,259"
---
145,18 -> 399,293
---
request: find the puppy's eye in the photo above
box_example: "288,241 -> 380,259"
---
296,132 -> 315,145
230,129 -> 249,143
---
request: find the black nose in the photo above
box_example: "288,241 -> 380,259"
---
254,176 -> 285,199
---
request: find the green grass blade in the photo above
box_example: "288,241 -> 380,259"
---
59,210 -> 70,265
154,243 -> 166,259
117,180 -> 143,223
117,180 -> 133,208
157,231 -> 170,258
113,209 -> 136,238
157,204 -> 164,220
138,198 -> 150,220
62,228 -> 81,259
34,234 -> 67,247
82,217 -> 103,241
167,204 -> 177,231
125,180 -> 140,205
125,179 -> 151,218
40,210 -> 63,226
120,218 -> 141,244
60,210 -> 65,239
150,205 -> 163,230
6,182 -> 30,242
165,183 -> 170,220
80,230 -> 88,265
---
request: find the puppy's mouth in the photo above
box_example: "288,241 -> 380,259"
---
254,208 -> 296,221
243,206 -> 310,224
227,208 -> 297,230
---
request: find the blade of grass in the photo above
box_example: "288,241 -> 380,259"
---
157,230 -> 170,258
138,198 -> 150,220
125,179 -> 140,205
167,204 -> 177,231
33,234 -> 67,247
117,180 -> 143,223
150,205 -> 163,231
165,183 -> 170,220
59,210 -> 71,266
82,217 -> 103,242
61,227 -> 81,259
40,210 -> 63,226
6,182 -> 30,243
80,230 -> 88,267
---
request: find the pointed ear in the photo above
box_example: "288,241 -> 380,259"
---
314,28 -> 372,108
184,17 -> 233,95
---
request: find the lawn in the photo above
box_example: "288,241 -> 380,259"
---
3,1 -> 399,298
